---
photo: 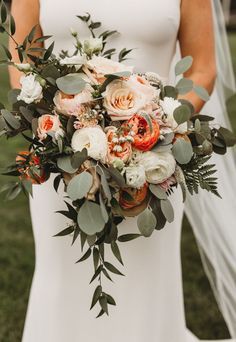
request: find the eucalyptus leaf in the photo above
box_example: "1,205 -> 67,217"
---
218,127 -> 236,147
56,73 -> 86,95
149,184 -> 167,200
193,85 -> 210,102
20,106 -> 33,122
67,172 -> 93,200
1,109 -> 20,129
173,105 -> 191,125
77,200 -> 105,235
163,86 -> 178,99
160,199 -> 174,223
175,56 -> 193,76
137,209 -> 157,237
172,138 -> 193,164
57,156 -> 77,173
8,89 -> 20,104
176,78 -> 193,94
99,193 -> 109,223
71,148 -> 88,169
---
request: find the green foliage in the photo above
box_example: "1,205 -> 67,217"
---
181,155 -> 220,197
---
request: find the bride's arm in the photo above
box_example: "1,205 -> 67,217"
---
9,0 -> 42,88
178,0 -> 216,113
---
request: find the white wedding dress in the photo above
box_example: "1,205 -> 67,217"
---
21,0 -> 235,341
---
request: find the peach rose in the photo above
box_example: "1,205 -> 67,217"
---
16,151 -> 46,184
119,183 -> 148,210
125,114 -> 160,151
87,55 -> 134,83
106,126 -> 132,164
103,75 -> 157,121
53,87 -> 93,116
37,114 -> 64,141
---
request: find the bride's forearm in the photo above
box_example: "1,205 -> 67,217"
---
179,69 -> 216,113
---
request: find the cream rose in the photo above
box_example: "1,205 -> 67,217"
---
59,54 -> 87,68
103,75 -> 157,121
87,55 -> 134,83
53,86 -> 93,116
17,74 -> 43,104
37,114 -> 64,141
71,126 -> 108,162
124,165 -> 146,189
160,97 -> 187,134
140,151 -> 176,184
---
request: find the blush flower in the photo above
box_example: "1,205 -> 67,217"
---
53,86 -> 93,116
37,114 -> 64,141
87,55 -> 134,83
103,75 -> 157,121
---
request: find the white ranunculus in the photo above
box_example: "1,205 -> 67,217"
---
71,126 -> 108,162
83,37 -> 103,55
160,96 -> 187,134
140,151 -> 176,184
125,164 -> 146,189
17,74 -> 43,104
59,54 -> 87,68
103,75 -> 157,121
14,63 -> 32,72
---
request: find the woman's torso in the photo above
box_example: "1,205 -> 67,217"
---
39,0 -> 181,77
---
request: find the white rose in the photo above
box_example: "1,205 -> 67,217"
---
103,75 -> 157,121
124,164 -> 146,189
71,126 -> 108,162
159,97 -> 187,134
14,63 -> 32,72
59,54 -> 87,69
83,37 -> 103,55
17,74 -> 43,104
140,151 -> 176,184
87,55 -> 134,83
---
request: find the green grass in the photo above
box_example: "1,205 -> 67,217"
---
0,34 -> 236,341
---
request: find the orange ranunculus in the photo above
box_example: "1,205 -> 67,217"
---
106,127 -> 132,164
119,183 -> 148,210
126,114 -> 160,151
16,151 -> 46,184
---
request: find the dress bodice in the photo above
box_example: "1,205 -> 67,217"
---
39,0 -> 181,77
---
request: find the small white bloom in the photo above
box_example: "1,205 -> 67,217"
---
140,151 -> 176,184
14,63 -> 32,72
113,145 -> 123,153
159,97 -> 187,134
71,126 -> 108,162
111,137 -> 119,144
17,74 -> 43,104
125,165 -> 146,189
83,37 -> 103,55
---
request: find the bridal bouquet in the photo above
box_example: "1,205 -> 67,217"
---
1,7 -> 236,317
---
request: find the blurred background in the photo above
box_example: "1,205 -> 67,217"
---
0,1 -> 236,341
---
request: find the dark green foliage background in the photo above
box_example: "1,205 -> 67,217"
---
0,33 -> 235,341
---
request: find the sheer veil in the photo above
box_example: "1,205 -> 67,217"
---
184,0 -> 236,337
